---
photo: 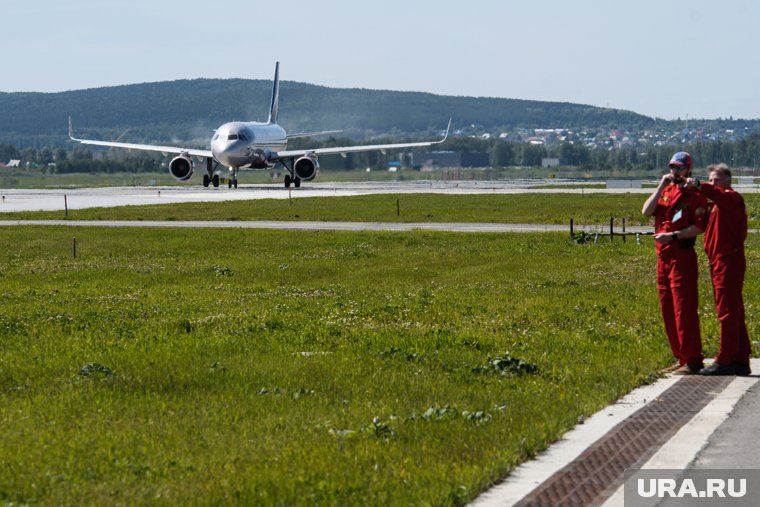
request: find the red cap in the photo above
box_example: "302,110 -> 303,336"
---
668,151 -> 692,171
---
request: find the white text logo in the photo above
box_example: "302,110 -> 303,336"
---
637,478 -> 747,499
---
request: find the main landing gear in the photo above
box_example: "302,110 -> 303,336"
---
284,174 -> 300,188
202,159 -> 237,189
281,158 -> 300,188
203,159 -> 220,188
203,174 -> 220,188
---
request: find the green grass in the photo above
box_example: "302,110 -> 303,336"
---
0,192 -> 680,227
0,172 -> 179,189
1,226 -> 757,505
4,192 -> 760,229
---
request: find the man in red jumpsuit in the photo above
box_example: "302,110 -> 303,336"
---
642,152 -> 708,374
688,164 -> 751,375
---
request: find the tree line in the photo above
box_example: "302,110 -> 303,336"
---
3,133 -> 760,174
0,79 -> 655,147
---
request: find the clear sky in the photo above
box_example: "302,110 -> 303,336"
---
4,0 -> 759,120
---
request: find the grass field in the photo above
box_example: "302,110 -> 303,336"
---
1,224 -> 757,505
3,192 -> 760,229
0,172 -> 181,189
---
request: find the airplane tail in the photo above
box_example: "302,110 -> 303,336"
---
267,62 -> 280,124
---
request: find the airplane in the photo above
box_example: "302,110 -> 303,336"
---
69,62 -> 451,189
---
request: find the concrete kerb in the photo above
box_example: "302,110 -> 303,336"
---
470,359 -> 760,506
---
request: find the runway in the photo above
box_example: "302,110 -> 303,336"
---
2,180 -> 756,214
0,180 -> 652,213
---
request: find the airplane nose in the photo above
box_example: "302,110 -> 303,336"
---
212,143 -> 235,166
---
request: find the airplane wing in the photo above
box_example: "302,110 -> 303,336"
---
68,118 -> 213,158
275,119 -> 451,159
286,130 -> 343,139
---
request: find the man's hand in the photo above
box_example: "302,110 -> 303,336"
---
686,177 -> 701,189
654,232 -> 676,244
659,174 -> 675,187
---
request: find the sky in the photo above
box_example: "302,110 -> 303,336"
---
3,0 -> 759,120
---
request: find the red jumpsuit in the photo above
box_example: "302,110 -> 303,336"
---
654,184 -> 708,367
700,183 -> 751,367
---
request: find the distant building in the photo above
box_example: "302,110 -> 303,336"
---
6,159 -> 21,168
542,158 -> 560,168
417,151 -> 461,171
415,151 -> 489,170
461,152 -> 489,167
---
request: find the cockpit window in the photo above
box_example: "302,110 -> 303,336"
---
228,134 -> 239,140
212,133 -> 219,141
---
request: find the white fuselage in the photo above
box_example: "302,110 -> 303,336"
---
210,121 -> 287,169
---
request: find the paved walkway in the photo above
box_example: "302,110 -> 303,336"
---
471,359 -> 760,506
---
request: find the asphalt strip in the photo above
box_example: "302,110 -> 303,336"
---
601,372 -> 759,506
470,359 -> 760,506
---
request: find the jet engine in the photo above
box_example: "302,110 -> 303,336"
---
294,155 -> 319,182
169,154 -> 194,181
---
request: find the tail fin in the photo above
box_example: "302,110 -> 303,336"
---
267,62 -> 280,124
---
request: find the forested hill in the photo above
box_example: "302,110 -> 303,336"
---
0,78 -> 655,148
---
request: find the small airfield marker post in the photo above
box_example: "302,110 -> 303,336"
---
622,218 -> 626,243
609,216 -> 614,242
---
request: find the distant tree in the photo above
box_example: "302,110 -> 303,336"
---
71,148 -> 93,160
53,148 -> 68,162
490,141 -> 514,167
519,144 -> 545,166
37,148 -> 54,165
0,143 -> 20,161
21,147 -> 37,165
558,143 -> 582,166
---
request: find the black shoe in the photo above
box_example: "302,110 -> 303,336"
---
699,362 -> 736,376
733,363 -> 752,376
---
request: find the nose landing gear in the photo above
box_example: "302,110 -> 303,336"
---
204,168 -> 238,189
